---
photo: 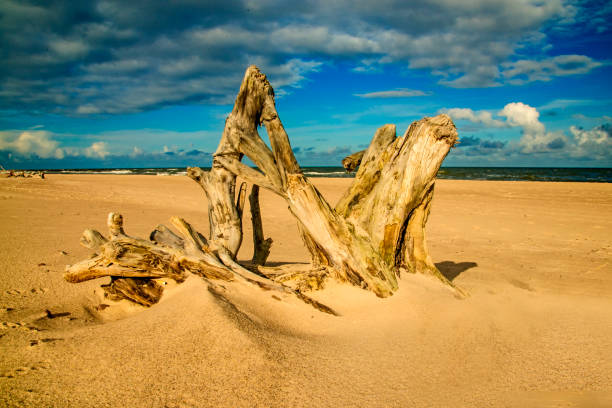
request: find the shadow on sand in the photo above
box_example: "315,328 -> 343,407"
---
435,261 -> 478,281
245,260 -> 477,282
260,261 -> 310,267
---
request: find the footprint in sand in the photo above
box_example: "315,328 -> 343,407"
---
0,360 -> 51,379
30,288 -> 49,294
4,288 -> 49,296
29,337 -> 64,347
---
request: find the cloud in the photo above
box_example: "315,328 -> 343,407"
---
446,101 -> 611,165
446,102 -> 558,153
292,145 -> 353,165
568,124 -> 612,160
76,105 -> 102,115
0,126 -> 219,167
445,108 -> 506,127
455,136 -> 506,154
0,0 -> 603,114
48,38 -> 90,59
84,142 -> 110,159
502,55 -> 603,84
355,89 -> 429,98
498,102 -> 566,153
0,130 -> 64,159
457,136 -> 481,147
130,146 -> 143,157
499,102 -> 545,134
0,128 -> 214,168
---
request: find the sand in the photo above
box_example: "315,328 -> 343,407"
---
0,175 -> 611,407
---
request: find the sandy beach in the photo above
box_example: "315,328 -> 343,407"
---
1,174 -> 611,407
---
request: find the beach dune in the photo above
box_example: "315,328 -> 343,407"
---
1,175 -> 611,407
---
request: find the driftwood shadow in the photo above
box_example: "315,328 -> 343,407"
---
256,261 -> 310,267
435,261 -> 478,281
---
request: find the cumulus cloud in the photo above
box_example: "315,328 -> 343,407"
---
446,101 -> 611,164
0,130 -> 64,159
0,129 -> 214,168
0,0 -> 604,114
498,102 -> 566,153
568,124 -> 612,160
499,102 -> 545,134
84,142 -> 110,159
355,89 -> 429,98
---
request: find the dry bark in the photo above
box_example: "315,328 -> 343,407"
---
65,65 -> 462,314
341,150 -> 365,172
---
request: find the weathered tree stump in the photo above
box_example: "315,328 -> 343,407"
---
65,65 -> 463,314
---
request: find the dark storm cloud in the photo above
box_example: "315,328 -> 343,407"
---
0,0 -> 606,115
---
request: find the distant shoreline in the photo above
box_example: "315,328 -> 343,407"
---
9,166 -> 610,183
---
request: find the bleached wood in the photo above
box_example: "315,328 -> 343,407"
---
80,229 -> 108,250
65,213 -> 337,313
150,224 -> 184,249
341,150 -> 365,172
65,65 -> 462,315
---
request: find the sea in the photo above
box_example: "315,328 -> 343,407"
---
43,167 -> 612,182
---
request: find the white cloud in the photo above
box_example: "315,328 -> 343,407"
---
445,108 -> 506,127
84,141 -> 110,159
571,125 -> 610,146
447,101 -> 612,164
499,102 -> 545,134
355,89 -> 429,98
568,124 -> 612,160
498,102 -> 566,153
0,130 -> 64,159
444,102 -> 567,153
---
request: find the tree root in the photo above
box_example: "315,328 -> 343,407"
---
65,212 -> 338,315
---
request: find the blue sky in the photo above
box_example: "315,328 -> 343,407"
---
0,0 -> 610,169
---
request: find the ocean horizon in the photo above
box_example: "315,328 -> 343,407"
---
27,166 -> 612,183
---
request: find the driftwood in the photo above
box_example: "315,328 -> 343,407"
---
0,169 -> 44,179
341,150 -> 365,172
249,185 -> 272,265
65,65 -> 463,314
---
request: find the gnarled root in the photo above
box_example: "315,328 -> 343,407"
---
65,212 -> 337,314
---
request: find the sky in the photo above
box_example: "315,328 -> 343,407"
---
0,0 -> 611,169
